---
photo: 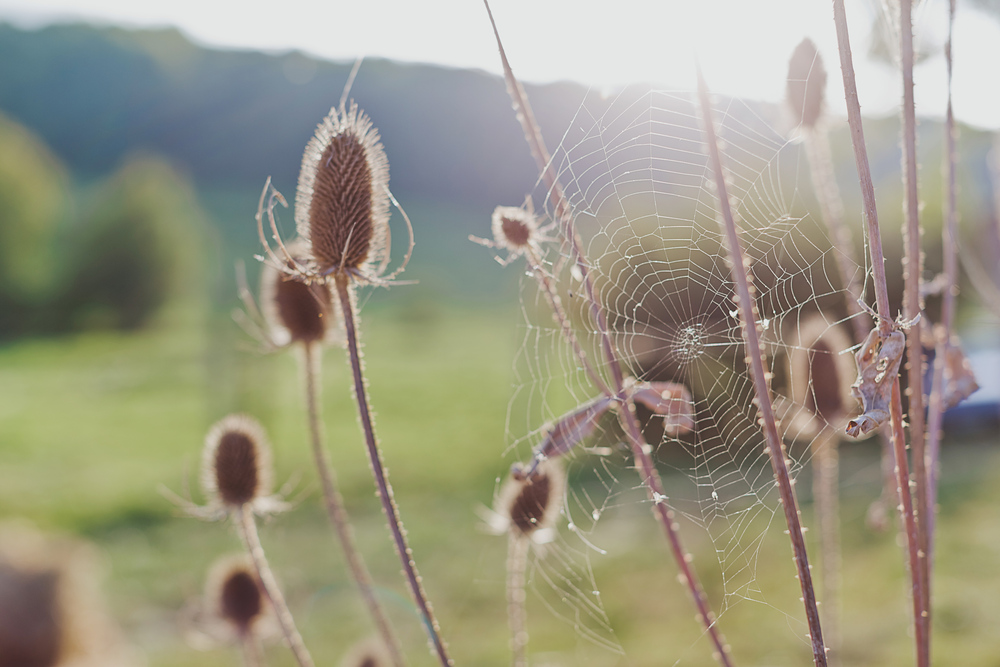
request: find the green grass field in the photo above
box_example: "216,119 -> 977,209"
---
2,303 -> 999,666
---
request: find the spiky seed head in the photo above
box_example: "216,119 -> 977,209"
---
339,637 -> 392,667
786,38 -> 827,129
498,460 -> 565,538
202,415 -> 273,508
491,206 -> 537,253
791,316 -> 854,425
206,556 -> 266,637
261,241 -> 337,346
295,103 -> 389,277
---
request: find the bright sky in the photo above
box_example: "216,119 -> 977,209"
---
2,0 -> 999,129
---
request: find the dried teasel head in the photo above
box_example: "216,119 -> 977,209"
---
260,240 -> 339,347
295,103 -> 390,279
205,556 -> 268,638
339,636 -> 393,667
201,414 -> 274,510
786,38 -> 827,129
496,460 -> 565,540
491,205 -> 538,254
790,315 -> 855,428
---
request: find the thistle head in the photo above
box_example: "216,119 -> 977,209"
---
201,415 -> 273,510
206,556 -> 268,638
339,637 -> 393,667
261,241 -> 338,346
786,38 -> 827,129
497,460 -> 565,540
491,205 -> 538,254
295,103 -> 389,278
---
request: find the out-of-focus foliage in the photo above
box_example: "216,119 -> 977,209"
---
0,112 -> 68,327
59,155 -> 206,331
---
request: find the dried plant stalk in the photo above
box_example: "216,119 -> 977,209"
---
898,4 -> 931,647
482,3 -> 733,664
333,275 -> 452,666
831,2 -> 928,665
925,0 -> 958,574
236,506 -> 315,667
696,68 -> 826,667
301,343 -> 404,667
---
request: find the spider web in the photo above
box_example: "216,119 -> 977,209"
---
500,87 -> 866,662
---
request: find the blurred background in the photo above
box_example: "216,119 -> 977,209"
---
0,0 -> 999,665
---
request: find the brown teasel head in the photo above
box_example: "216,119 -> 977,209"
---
339,637 -> 393,667
491,205 -> 538,253
786,38 -> 827,129
497,460 -> 565,539
206,556 -> 267,637
202,415 -> 273,509
261,240 -> 338,346
790,315 -> 855,428
295,103 -> 390,277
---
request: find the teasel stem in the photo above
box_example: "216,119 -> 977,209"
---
239,633 -> 264,667
483,4 -> 733,664
925,0 -> 958,574
696,66 -> 826,667
832,3 -> 928,665
236,506 -> 315,667
899,4 -> 932,647
301,342 -> 406,667
812,430 -> 840,659
523,246 -> 612,398
333,274 -> 452,667
506,535 -> 530,667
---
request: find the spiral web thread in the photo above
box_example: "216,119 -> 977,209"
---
501,88 -> 866,660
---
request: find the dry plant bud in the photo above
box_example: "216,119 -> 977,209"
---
942,335 -> 980,410
788,315 -> 855,434
339,636 -> 393,667
0,523 -> 137,667
261,241 -> 338,346
202,414 -> 274,509
206,556 -> 268,637
845,327 -> 906,438
295,103 -> 390,278
499,461 -> 565,539
492,205 -> 538,252
627,380 -> 696,435
786,38 -> 827,129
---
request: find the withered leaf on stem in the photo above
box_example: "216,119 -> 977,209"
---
530,396 -> 614,470
845,327 -> 906,438
942,336 -> 979,410
627,381 -> 696,435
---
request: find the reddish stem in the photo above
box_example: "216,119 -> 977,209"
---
334,275 -> 453,666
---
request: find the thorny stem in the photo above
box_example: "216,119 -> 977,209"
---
899,3 -> 931,650
524,246 -> 613,398
889,381 -> 929,667
506,535 -> 530,667
832,0 -> 893,329
239,632 -> 264,667
236,506 -> 315,667
301,342 -> 406,667
925,0 -> 958,573
483,3 -> 734,664
812,430 -> 840,662
333,275 -> 453,667
832,2 -> 928,665
697,68 -> 827,667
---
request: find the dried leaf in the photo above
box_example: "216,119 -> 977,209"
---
845,327 -> 906,438
627,381 -> 695,435
531,396 -> 614,467
943,336 -> 980,410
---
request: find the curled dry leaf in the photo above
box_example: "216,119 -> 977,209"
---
845,327 -> 906,438
527,381 -> 695,474
627,381 -> 696,435
942,335 -> 980,410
